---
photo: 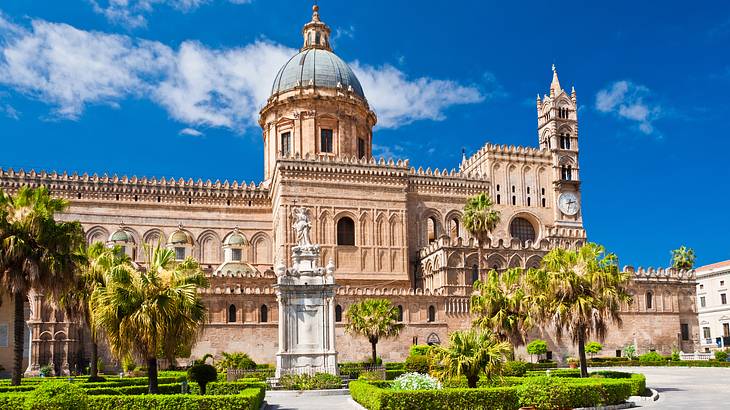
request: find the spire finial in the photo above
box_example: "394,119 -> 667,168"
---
550,64 -> 562,94
552,63 -> 556,73
312,1 -> 320,22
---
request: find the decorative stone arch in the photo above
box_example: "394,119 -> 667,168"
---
484,253 -> 506,271
663,291 -> 674,312
421,209 -> 443,245
447,252 -> 463,268
507,254 -> 523,268
508,212 -> 542,245
525,254 -> 542,269
388,214 -> 401,247
375,213 -> 386,246
644,289 -> 655,310
359,211 -> 372,246
558,155 -> 576,166
318,210 -> 332,244
142,228 -> 165,247
197,230 -> 222,264
85,226 -> 109,245
250,232 -> 272,265
53,330 -> 68,341
444,210 -> 463,239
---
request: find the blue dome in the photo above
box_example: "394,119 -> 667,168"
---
271,49 -> 365,100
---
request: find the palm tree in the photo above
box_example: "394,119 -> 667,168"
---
92,244 -> 209,393
671,246 -> 696,270
538,243 -> 632,377
345,298 -> 404,365
470,268 -> 533,356
0,187 -> 85,385
462,193 -> 500,282
431,328 -> 511,388
60,242 -> 130,381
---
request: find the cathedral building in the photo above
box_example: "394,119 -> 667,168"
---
0,5 -> 698,376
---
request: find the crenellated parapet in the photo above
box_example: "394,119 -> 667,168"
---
418,235 -> 554,259
0,167 -> 270,207
203,285 -> 276,295
460,143 -> 552,174
623,265 -> 696,283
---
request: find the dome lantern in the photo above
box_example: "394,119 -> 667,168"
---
302,4 -> 332,52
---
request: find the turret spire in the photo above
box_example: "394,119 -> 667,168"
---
550,64 -> 562,95
302,3 -> 332,51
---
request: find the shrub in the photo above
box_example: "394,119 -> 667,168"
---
384,362 -> 406,370
360,370 -> 386,381
391,372 -> 441,391
517,377 -> 570,410
623,344 -> 637,360
121,356 -> 136,374
38,365 -> 53,378
83,388 -> 265,410
24,381 -> 88,410
187,363 -> 217,395
526,340 -> 548,362
715,350 -> 728,362
671,349 -> 680,361
585,342 -> 603,357
279,372 -> 341,390
216,352 -> 257,372
638,351 -> 664,362
189,380 -> 267,395
404,354 -> 431,374
385,370 -> 406,380
409,344 -> 432,356
501,361 -> 527,377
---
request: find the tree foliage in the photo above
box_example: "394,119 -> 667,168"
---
431,328 -> 511,388
91,243 -> 209,393
345,298 -> 404,364
526,339 -> 548,362
585,342 -> 603,357
536,243 -> 632,377
0,187 -> 85,385
670,246 -> 695,270
462,193 -> 500,281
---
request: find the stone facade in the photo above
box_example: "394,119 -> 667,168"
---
695,260 -> 730,351
0,5 -> 698,374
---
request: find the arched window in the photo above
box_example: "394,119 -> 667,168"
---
335,305 -> 342,323
228,305 -> 237,323
260,305 -> 268,323
646,292 -> 653,310
561,165 -> 573,181
337,217 -> 355,246
449,218 -> 459,238
427,217 -> 437,243
397,305 -> 404,322
471,264 -> 479,284
510,217 -> 536,244
427,305 -> 436,322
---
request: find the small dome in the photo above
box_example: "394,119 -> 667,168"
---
109,229 -> 133,243
270,49 -> 365,100
225,232 -> 248,246
168,230 -> 193,245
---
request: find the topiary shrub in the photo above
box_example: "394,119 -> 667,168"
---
391,372 -> 441,391
715,350 -> 728,362
187,363 -> 218,394
405,354 -> 431,374
24,381 -> 88,410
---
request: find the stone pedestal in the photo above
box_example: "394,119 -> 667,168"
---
275,208 -> 338,377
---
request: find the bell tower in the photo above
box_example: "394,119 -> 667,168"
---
537,66 -> 584,232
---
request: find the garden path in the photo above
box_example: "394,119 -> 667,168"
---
264,390 -> 355,410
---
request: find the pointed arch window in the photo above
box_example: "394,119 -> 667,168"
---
335,305 -> 342,323
228,305 -> 237,323
427,305 -> 436,322
260,305 -> 268,323
471,264 -> 479,284
646,292 -> 653,310
337,217 -> 355,246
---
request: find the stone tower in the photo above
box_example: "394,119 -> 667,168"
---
258,4 -> 377,181
537,66 -> 583,230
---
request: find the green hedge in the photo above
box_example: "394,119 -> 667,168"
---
351,374 -> 637,410
589,359 -> 730,368
83,389 -> 264,410
0,392 -> 25,408
189,380 -> 267,395
524,362 -> 558,370
524,369 -> 646,396
349,380 -> 519,410
84,383 -> 182,395
385,370 -> 406,380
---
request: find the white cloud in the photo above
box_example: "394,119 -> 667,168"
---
179,127 -> 204,136
353,63 -> 484,128
0,15 -> 484,132
90,0 -> 251,28
595,80 -> 661,135
372,143 -> 404,159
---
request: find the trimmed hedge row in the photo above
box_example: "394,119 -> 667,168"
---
189,380 -> 268,395
589,359 -> 730,368
84,383 -> 183,395
350,375 -> 638,410
349,380 -> 519,410
525,369 -> 646,396
83,389 -> 265,410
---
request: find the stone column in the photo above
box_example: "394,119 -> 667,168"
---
328,296 -> 336,352
277,295 -> 286,353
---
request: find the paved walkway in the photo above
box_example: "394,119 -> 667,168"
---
594,366 -> 730,409
264,390 -> 355,410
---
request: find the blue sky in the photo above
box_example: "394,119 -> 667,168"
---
0,0 -> 728,267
